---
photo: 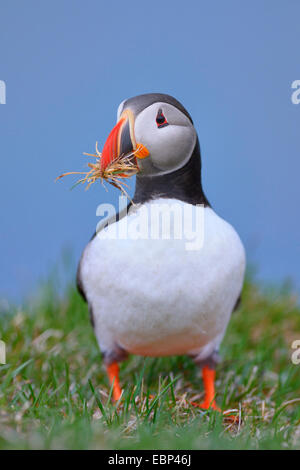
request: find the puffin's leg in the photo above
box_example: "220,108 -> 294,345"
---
198,365 -> 220,411
103,346 -> 128,402
190,351 -> 221,411
106,362 -> 122,401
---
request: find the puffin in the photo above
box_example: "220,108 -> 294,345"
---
77,93 -> 246,410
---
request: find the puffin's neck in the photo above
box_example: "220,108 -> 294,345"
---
133,139 -> 210,206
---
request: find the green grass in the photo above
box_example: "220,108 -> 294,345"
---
0,275 -> 300,450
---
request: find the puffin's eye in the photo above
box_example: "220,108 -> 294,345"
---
156,109 -> 169,128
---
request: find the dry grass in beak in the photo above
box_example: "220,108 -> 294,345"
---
56,142 -> 140,199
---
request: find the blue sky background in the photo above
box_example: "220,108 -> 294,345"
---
0,1 -> 299,300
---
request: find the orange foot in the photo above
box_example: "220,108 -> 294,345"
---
106,362 -> 122,401
191,400 -> 221,412
191,365 -> 221,412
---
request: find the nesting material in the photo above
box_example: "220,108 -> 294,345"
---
56,142 -> 140,198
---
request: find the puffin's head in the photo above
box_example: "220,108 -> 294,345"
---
101,93 -> 197,177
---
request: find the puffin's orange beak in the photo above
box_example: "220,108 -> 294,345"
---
100,109 -> 149,170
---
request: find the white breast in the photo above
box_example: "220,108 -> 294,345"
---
80,199 -> 245,360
